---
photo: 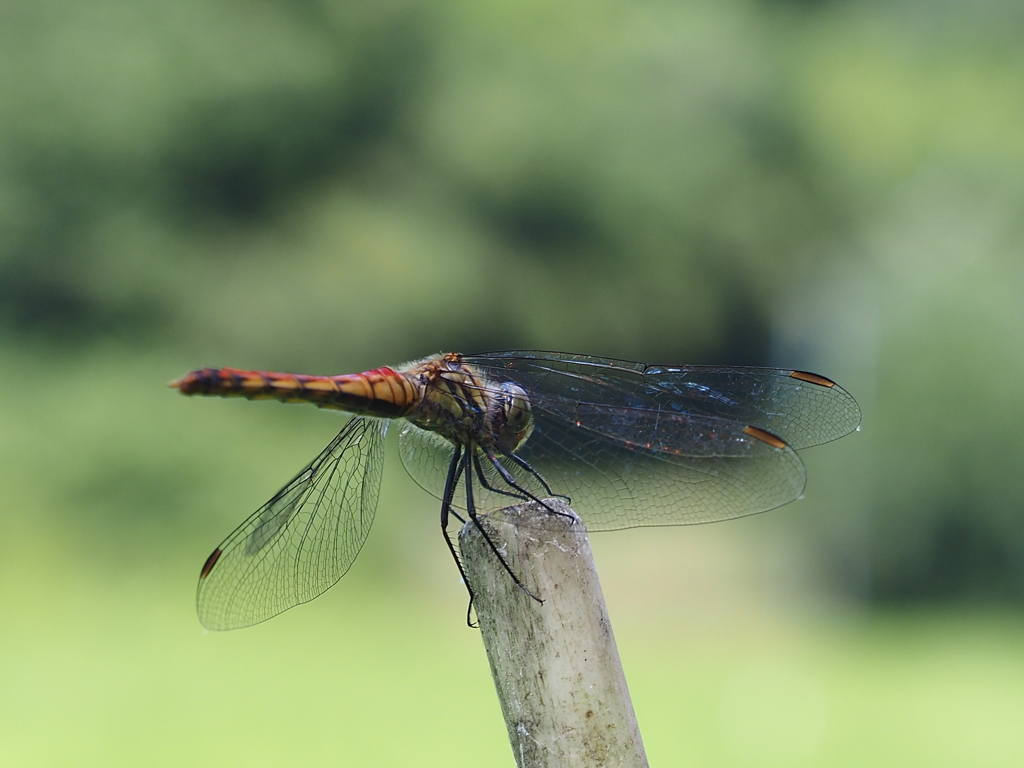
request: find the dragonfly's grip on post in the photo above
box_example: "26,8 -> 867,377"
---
170,366 -> 421,418
459,500 -> 649,768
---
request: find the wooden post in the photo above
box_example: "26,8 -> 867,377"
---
459,499 -> 649,768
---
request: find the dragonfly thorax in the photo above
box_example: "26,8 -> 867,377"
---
403,355 -> 534,455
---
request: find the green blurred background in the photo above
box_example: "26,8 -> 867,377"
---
2,0 -> 1023,765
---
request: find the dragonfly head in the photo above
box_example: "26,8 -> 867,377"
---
494,381 -> 534,454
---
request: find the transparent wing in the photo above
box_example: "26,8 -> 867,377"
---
463,350 -> 861,450
513,407 -> 806,529
398,422 -> 457,505
398,408 -> 807,531
197,416 -> 388,630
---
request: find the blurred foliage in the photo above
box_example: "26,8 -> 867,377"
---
0,0 -> 855,366
2,0 -> 1024,608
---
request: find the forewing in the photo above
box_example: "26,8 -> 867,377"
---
463,351 -> 861,450
196,416 -> 388,630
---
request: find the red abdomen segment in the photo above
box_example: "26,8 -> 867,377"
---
171,366 -> 422,419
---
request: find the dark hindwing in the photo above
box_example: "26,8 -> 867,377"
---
196,416 -> 388,630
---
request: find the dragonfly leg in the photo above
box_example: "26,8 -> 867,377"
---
463,445 -> 543,605
483,451 -> 574,522
439,444 -> 477,625
472,451 -> 531,503
504,452 -> 571,504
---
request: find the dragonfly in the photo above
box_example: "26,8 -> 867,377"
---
172,350 -> 861,630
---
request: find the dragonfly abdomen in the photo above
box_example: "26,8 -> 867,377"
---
171,366 -> 422,418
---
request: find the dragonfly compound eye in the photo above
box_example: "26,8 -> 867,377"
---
495,382 -> 534,454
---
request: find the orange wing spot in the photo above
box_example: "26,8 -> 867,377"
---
200,549 -> 223,579
743,425 -> 788,449
790,370 -> 835,388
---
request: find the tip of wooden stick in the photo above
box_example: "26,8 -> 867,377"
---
458,500 -> 582,545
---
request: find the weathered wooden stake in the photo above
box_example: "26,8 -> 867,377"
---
459,499 -> 649,768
